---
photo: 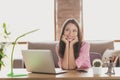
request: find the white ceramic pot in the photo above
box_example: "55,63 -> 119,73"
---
93,67 -> 102,75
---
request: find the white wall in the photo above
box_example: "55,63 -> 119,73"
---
0,0 -> 54,69
83,0 -> 120,40
0,0 -> 54,42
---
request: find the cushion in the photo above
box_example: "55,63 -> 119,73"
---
90,52 -> 102,66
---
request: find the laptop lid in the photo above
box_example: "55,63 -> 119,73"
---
22,49 -> 56,73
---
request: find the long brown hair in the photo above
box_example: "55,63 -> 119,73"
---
59,18 -> 83,59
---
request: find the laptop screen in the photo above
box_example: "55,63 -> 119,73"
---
22,49 -> 56,73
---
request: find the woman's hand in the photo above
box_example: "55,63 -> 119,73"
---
61,35 -> 69,44
70,36 -> 78,46
62,35 -> 78,46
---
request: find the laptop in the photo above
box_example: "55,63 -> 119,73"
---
22,49 -> 67,74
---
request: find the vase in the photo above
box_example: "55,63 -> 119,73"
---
93,66 -> 102,75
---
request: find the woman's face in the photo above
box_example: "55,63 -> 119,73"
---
63,23 -> 78,42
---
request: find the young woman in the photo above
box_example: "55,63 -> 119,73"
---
56,18 -> 91,70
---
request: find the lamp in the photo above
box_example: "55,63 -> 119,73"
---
7,29 -> 39,77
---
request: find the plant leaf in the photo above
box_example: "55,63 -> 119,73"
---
0,51 -> 6,58
2,22 -> 11,35
0,61 -> 5,66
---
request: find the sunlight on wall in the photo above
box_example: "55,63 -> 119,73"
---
0,0 -> 54,42
83,0 -> 120,40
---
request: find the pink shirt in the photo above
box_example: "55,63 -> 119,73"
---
56,41 -> 91,69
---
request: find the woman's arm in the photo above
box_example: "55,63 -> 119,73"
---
56,35 -> 70,69
68,44 -> 77,69
61,43 -> 69,69
68,36 -> 78,69
60,35 -> 70,69
56,43 -> 69,69
76,41 -> 91,69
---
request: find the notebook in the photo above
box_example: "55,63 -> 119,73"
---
22,49 -> 67,74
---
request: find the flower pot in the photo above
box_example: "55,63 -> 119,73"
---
93,67 -> 102,75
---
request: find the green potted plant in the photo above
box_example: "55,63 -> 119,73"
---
93,59 -> 102,67
92,59 -> 102,75
0,22 -> 10,70
0,44 -> 6,69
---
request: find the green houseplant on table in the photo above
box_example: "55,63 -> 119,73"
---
0,43 -> 7,69
0,22 -> 11,70
92,59 -> 102,75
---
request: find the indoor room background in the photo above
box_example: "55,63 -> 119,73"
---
0,0 -> 120,68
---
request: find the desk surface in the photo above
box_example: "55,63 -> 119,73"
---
0,67 -> 120,80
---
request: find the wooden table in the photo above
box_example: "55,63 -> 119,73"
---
0,67 -> 120,80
